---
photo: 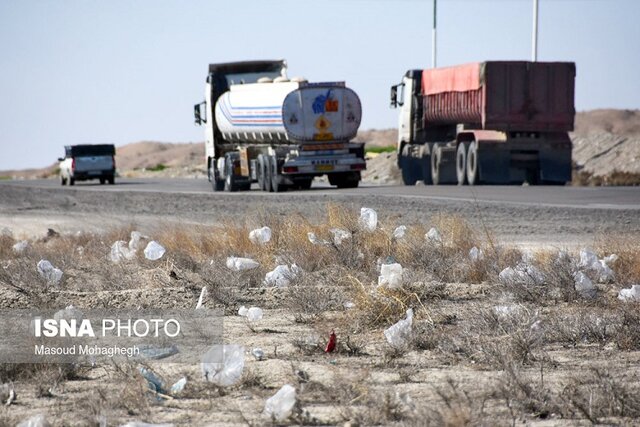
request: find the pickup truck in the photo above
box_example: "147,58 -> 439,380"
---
58,144 -> 116,185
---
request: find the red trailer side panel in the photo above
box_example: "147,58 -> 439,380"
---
422,61 -> 575,132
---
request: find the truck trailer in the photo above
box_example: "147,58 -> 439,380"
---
194,60 -> 366,192
391,61 -> 576,185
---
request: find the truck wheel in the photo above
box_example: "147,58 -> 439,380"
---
108,175 -> 115,185
420,145 -> 433,185
100,178 -> 106,185
466,141 -> 480,185
456,143 -> 467,185
270,155 -> 286,193
224,154 -> 240,192
431,143 -> 456,185
69,177 -> 75,186
60,176 -> 67,186
257,154 -> 268,191
400,145 -> 419,186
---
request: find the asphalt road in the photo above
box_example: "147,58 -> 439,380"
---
1,178 -> 639,246
3,178 -> 640,209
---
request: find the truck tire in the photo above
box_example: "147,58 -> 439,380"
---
420,145 -> 432,185
456,142 -> 467,185
400,144 -> 419,186
257,154 -> 268,191
270,155 -> 287,193
108,175 -> 115,185
69,177 -> 75,186
60,176 -> 67,186
224,155 -> 240,192
466,141 -> 480,185
329,172 -> 359,189
100,178 -> 106,185
431,143 -> 456,185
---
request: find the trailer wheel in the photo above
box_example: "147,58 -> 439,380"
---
100,178 -> 106,185
431,143 -> 456,185
108,175 -> 115,185
69,177 -> 75,186
257,155 -> 268,191
269,155 -> 287,193
466,141 -> 480,185
400,144 -> 419,185
224,155 -> 240,192
420,145 -> 432,185
456,143 -> 468,185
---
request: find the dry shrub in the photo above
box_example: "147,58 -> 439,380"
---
545,307 -> 615,347
284,271 -> 347,323
594,233 -> 640,285
0,233 -> 17,259
419,378 -> 489,426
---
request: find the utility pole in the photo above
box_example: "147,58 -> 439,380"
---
531,0 -> 539,61
432,0 -> 437,68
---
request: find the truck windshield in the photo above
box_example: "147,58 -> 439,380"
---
225,70 -> 283,85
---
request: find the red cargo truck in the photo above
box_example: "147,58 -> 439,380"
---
390,61 -> 576,185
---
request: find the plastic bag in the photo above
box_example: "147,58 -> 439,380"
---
469,247 -> 484,262
201,344 -> 245,387
144,241 -> 165,260
307,232 -> 329,245
618,284 -> 640,302
120,422 -> 175,427
128,231 -> 144,251
392,225 -> 406,240
238,306 -> 249,316
378,263 -> 403,289
249,226 -> 272,245
246,307 -> 263,322
264,264 -> 298,287
53,305 -> 83,322
329,228 -> 351,245
425,227 -> 441,243
17,414 -> 51,427
574,271 -> 596,298
226,257 -> 260,271
264,384 -> 297,421
498,264 -> 544,286
359,207 -> 377,232
110,240 -> 136,262
37,260 -> 63,285
252,347 -> 265,361
578,248 -> 615,283
384,308 -> 413,349
170,377 -> 187,395
139,366 -> 166,393
12,240 -> 29,253
195,286 -> 207,310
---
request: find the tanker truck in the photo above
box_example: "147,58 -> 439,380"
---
391,61 -> 575,185
193,60 -> 366,192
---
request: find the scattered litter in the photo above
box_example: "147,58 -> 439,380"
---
226,257 -> 260,271
324,330 -> 336,353
264,264 -> 299,287
295,369 -> 310,383
120,422 -> 174,427
246,307 -> 263,322
493,304 -> 522,317
53,305 -> 83,322
329,228 -> 351,245
392,225 -> 407,240
137,344 -> 179,360
358,207 -> 377,232
12,240 -> 29,253
574,271 -> 596,298
17,414 -> 50,427
0,382 -> 16,406
469,247 -> 484,262
618,284 -> 640,302
195,286 -> 208,310
378,262 -> 403,289
307,232 -> 330,245
109,240 -> 136,262
128,231 -> 145,251
384,308 -> 413,349
139,367 -> 166,394
249,226 -> 272,245
201,344 -> 245,387
170,377 -> 187,395
238,306 -> 249,317
498,264 -> 544,286
264,384 -> 297,422
144,241 -> 165,261
425,227 -> 441,243
578,248 -> 615,283
36,260 -> 63,285
252,347 -> 265,361
343,301 -> 355,309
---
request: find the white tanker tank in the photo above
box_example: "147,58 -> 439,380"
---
214,80 -> 362,144
195,59 -> 367,193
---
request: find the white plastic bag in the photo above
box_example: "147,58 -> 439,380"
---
201,344 -> 245,387
378,263 -> 403,289
144,241 -> 165,260
252,347 -> 265,361
36,260 -> 63,285
392,225 -> 406,240
574,271 -> 596,298
618,284 -> 640,302
120,422 -> 174,427
264,264 -> 298,287
578,248 -> 615,283
110,240 -> 136,262
246,307 -> 263,322
170,377 -> 187,395
128,231 -> 144,251
329,228 -> 351,245
17,414 -> 51,427
469,247 -> 484,262
425,227 -> 442,243
53,305 -> 83,322
226,257 -> 260,271
498,264 -> 544,286
264,384 -> 297,421
12,240 -> 29,253
249,226 -> 272,245
384,308 -> 413,349
359,207 -> 377,232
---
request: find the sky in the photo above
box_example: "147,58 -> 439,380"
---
1,0 -> 639,170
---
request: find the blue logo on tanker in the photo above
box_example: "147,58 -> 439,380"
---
312,90 -> 338,114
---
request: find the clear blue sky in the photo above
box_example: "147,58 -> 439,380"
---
1,0 -> 639,170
